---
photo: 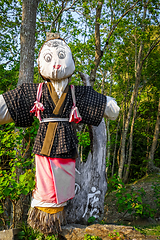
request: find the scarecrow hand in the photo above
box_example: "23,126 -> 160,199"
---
0,95 -> 13,124
104,96 -> 120,120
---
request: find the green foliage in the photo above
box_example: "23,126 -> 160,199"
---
45,235 -> 58,240
107,174 -> 125,196
17,222 -> 58,240
0,160 -> 35,200
108,230 -> 121,240
99,220 -> 105,225
0,64 -> 19,94
135,224 -> 160,237
84,234 -> 102,240
0,0 -> 21,67
116,187 -> 156,219
88,216 -> 96,224
17,223 -> 42,240
77,125 -> 91,161
0,157 -> 35,225
0,119 -> 38,167
152,183 -> 160,211
77,131 -> 90,149
0,119 -> 38,228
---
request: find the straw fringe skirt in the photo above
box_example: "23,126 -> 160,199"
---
27,207 -> 66,235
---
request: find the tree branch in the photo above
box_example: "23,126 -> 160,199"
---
90,0 -> 103,85
141,37 -> 160,67
90,0 -> 141,84
103,0 -> 141,53
64,0 -> 76,11
50,0 -> 77,32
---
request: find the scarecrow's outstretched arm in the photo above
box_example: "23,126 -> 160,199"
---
79,72 -> 120,121
0,95 -> 13,124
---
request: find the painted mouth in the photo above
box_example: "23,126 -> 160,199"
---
53,65 -> 61,69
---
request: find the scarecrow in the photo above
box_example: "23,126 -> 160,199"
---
0,33 -> 120,234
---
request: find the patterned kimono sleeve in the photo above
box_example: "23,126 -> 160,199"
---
75,86 -> 106,126
2,83 -> 37,127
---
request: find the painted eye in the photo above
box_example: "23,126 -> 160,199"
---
58,50 -> 66,59
44,53 -> 52,62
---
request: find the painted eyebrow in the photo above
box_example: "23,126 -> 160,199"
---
56,46 -> 65,50
41,49 -> 52,56
57,41 -> 70,49
42,48 -> 52,52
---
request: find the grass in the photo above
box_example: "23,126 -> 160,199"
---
134,224 -> 160,238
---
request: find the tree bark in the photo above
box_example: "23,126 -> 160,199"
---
148,97 -> 160,173
118,74 -> 140,179
106,120 -> 110,174
106,68 -> 113,176
123,99 -> 137,183
18,0 -> 40,86
65,120 -> 107,224
14,0 -> 40,226
90,1 -> 103,86
112,115 -> 121,176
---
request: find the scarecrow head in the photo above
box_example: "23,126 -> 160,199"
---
37,36 -> 75,81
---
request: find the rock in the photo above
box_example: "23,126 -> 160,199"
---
0,228 -> 20,240
59,224 -> 147,240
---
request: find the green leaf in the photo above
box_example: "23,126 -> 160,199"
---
4,188 -> 11,196
19,175 -> 25,182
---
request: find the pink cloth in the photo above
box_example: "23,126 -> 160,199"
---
30,83 -> 44,121
33,155 -> 75,204
69,85 -> 82,123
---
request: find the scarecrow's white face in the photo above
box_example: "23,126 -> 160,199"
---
38,39 -> 75,80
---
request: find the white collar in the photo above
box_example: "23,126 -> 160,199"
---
51,78 -> 69,98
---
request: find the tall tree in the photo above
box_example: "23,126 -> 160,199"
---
15,0 -> 40,225
117,0 -> 160,179
148,97 -> 160,172
18,0 -> 40,86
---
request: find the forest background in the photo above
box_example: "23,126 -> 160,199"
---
0,0 -> 160,230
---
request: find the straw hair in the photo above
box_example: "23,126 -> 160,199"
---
46,32 -> 60,40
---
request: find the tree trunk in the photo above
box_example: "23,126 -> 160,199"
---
65,120 -> 107,224
11,202 -> 16,229
106,120 -> 110,175
118,75 -> 140,179
90,1 -> 103,85
106,67 -> 113,176
148,97 -> 160,173
65,73 -> 107,224
118,1 -> 148,179
112,115 -> 121,176
123,99 -> 138,183
14,0 -> 40,226
18,0 -> 40,86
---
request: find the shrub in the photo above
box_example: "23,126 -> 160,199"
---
116,187 -> 156,219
